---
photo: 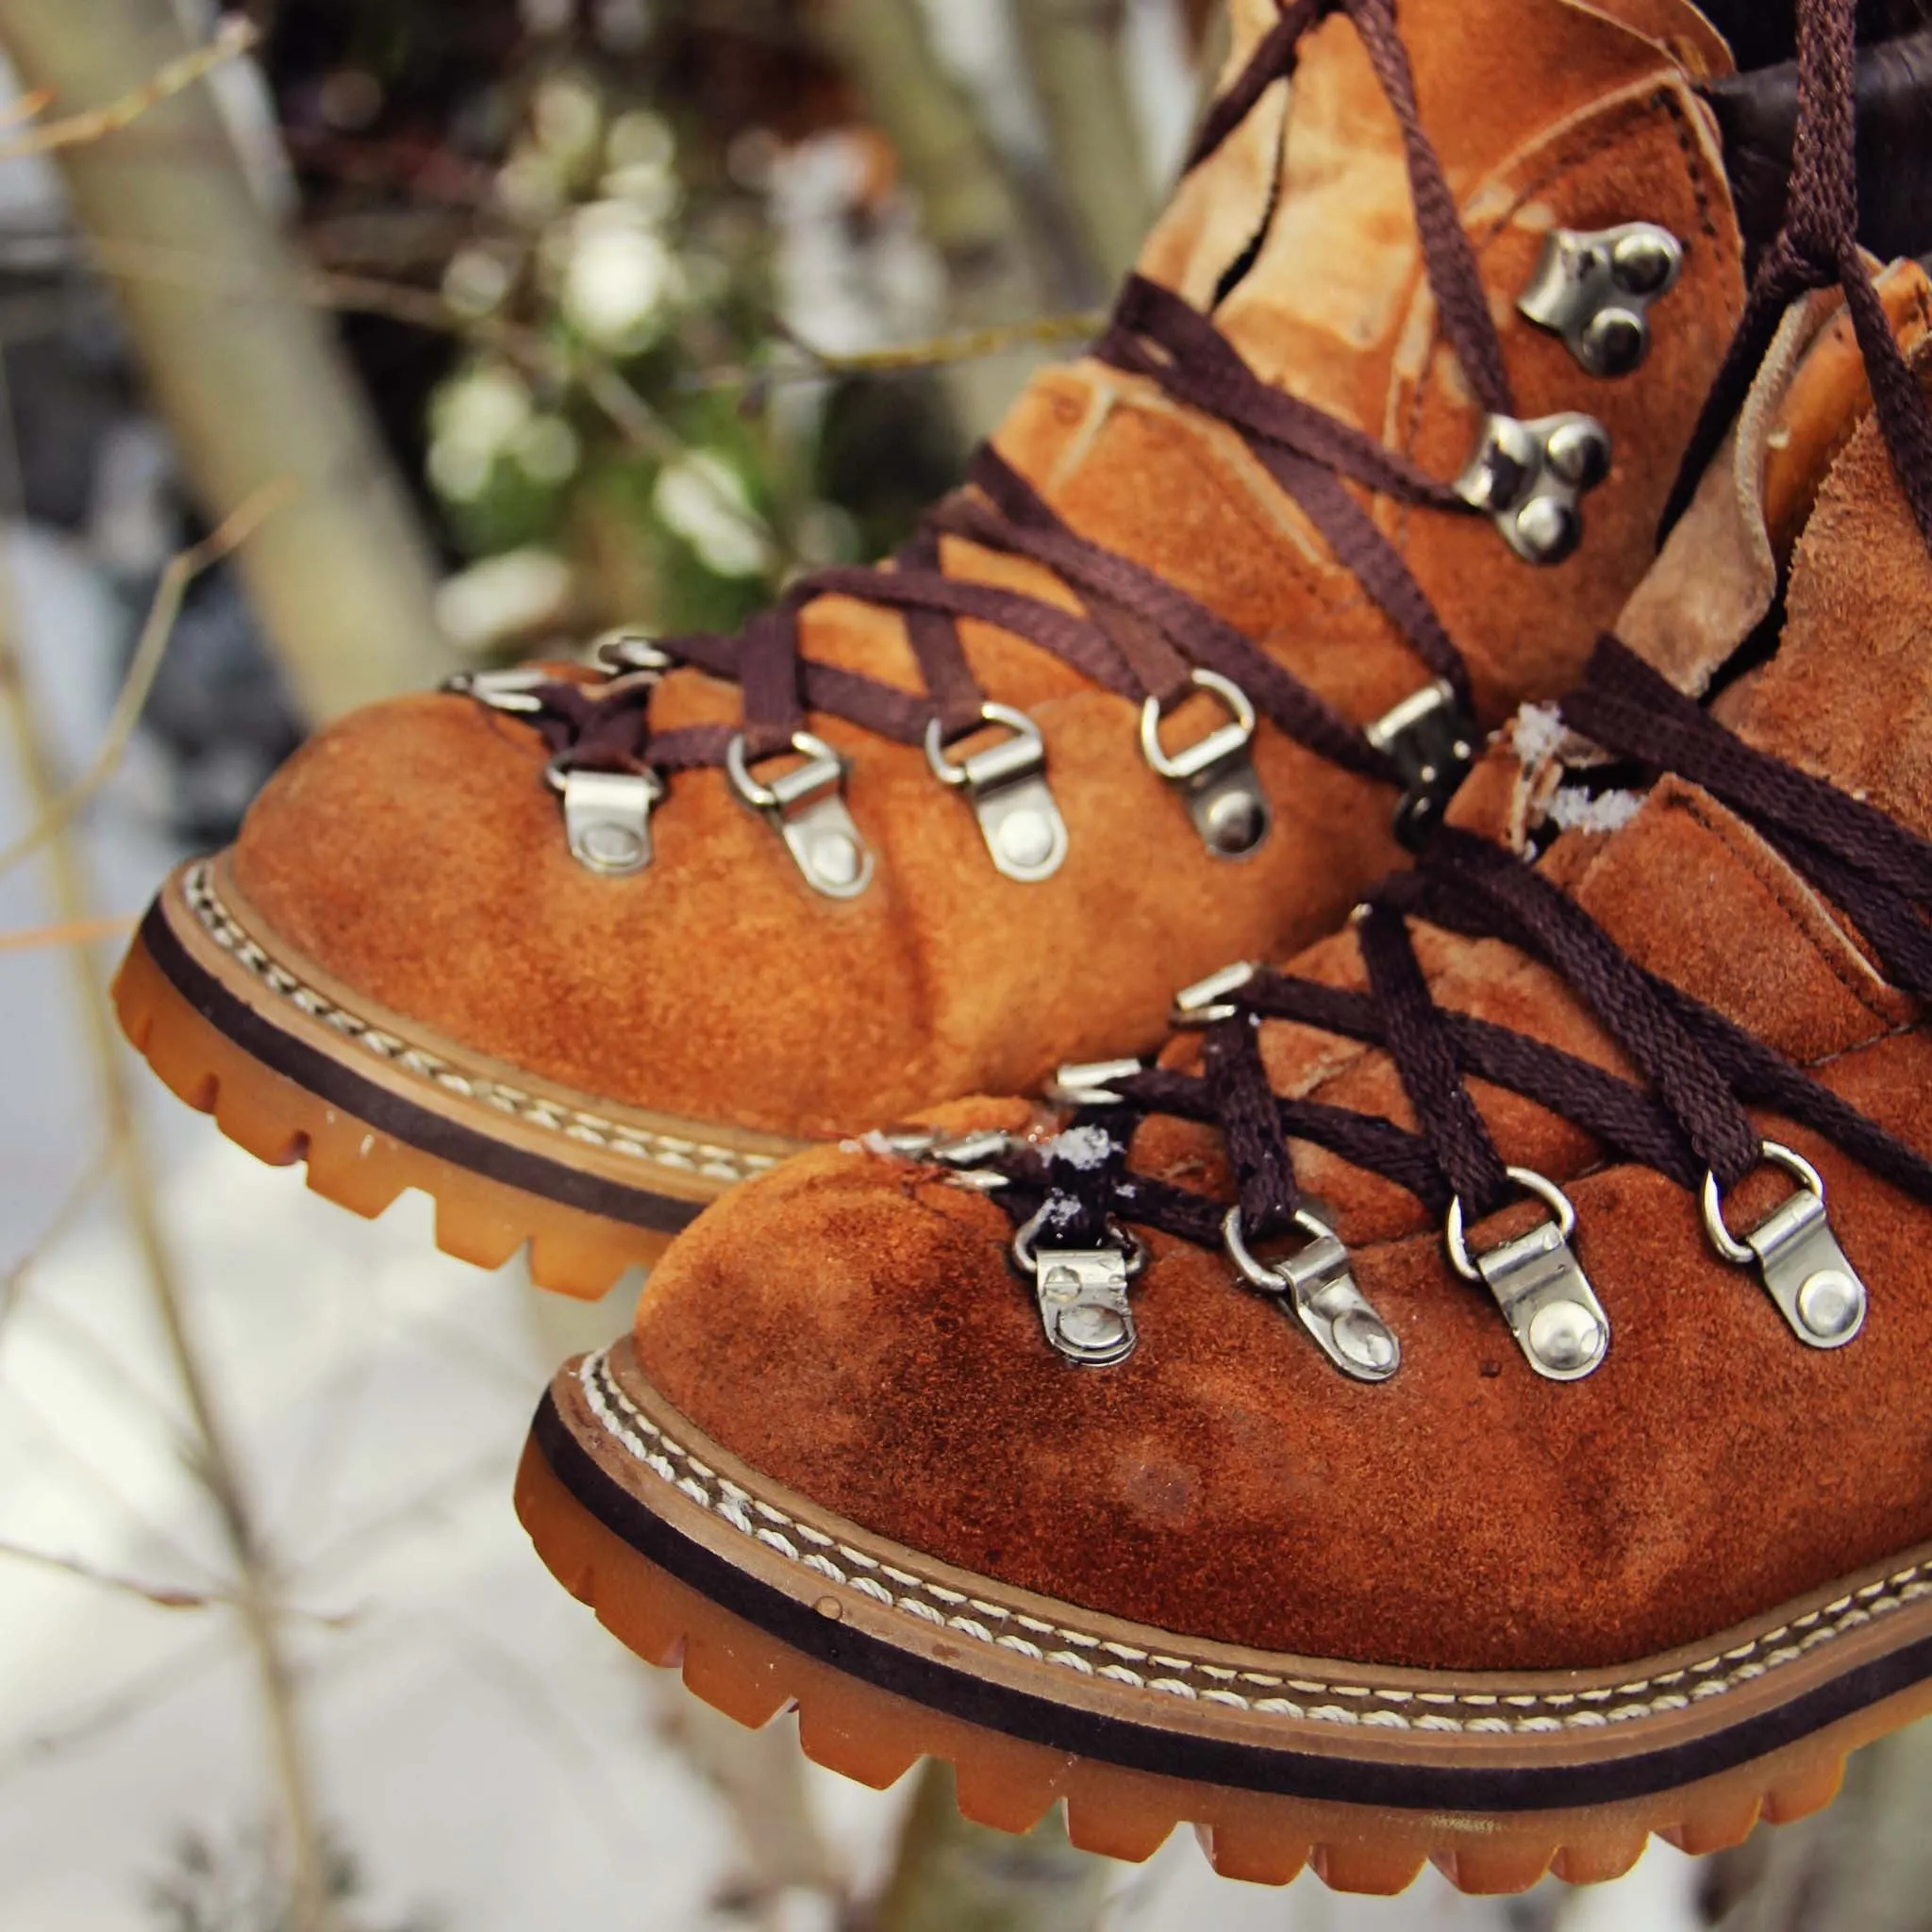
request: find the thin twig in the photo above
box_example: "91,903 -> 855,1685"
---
289,1449 -> 516,1586
0,1375 -> 225,1585
0,17 -> 258,160
0,1138 -> 115,1336
0,1537 -> 232,1609
70,242 -> 1100,394
9,1273 -> 194,1441
0,478 -> 292,885
0,432 -> 335,1932
0,1628 -> 232,1784
572,348 -> 795,572
0,912 -> 137,954
700,309 -> 1107,392
0,88 -> 56,131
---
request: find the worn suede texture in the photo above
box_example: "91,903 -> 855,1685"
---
628,346 -> 1932,1674
229,0 -> 1744,1141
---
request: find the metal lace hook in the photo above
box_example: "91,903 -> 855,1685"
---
1445,1166 -> 1609,1380
1223,1206 -> 1399,1382
1702,1141 -> 1866,1349
1139,670 -> 1272,859
1010,1204 -> 1147,1367
543,758 -> 666,876
725,730 -> 875,899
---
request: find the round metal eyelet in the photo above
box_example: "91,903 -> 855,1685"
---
1701,1141 -> 1825,1267
1444,1165 -> 1578,1284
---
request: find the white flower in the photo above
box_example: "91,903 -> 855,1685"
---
653,453 -> 773,579
426,438 -> 491,504
599,160 -> 681,224
607,109 -> 675,173
561,204 -> 684,351
441,246 -> 515,319
435,548 -> 574,652
514,415 -> 581,486
533,75 -> 603,162
497,146 -> 564,226
427,364 -> 540,502
434,364 -> 532,458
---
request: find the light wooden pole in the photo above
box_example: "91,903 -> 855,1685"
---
0,0 -> 453,723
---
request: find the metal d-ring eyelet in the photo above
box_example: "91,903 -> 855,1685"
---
1010,1204 -> 1147,1367
924,702 -> 1067,883
1139,670 -> 1272,859
726,729 -> 875,900
1702,1141 -> 1867,1349
590,627 -> 676,678
442,667 -> 548,713
1445,1166 -> 1609,1381
1169,960 -> 1258,1028
1223,1205 -> 1399,1382
543,758 -> 666,877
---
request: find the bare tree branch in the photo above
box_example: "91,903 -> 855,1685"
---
0,480 -> 291,885
0,1537 -> 234,1609
0,913 -> 137,954
0,1629 -> 232,1785
809,0 -> 1058,442
870,1762 -> 1111,1932
0,0 -> 452,722
0,15 -> 258,159
1013,0 -> 1157,288
0,1138 -> 115,1337
0,491 -> 341,1932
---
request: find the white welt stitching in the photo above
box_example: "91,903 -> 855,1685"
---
577,1351 -> 1916,1735
185,865 -> 779,1184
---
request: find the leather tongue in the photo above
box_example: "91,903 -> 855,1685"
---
1613,258 -> 1932,701
1733,324 -> 1932,845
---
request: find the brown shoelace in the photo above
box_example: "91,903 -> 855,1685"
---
982,639 -> 1932,1254
977,0 -> 1932,1333
455,0 -> 1585,845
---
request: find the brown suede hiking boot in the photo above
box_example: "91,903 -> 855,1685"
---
514,19 -> 1932,1890
118,0 -> 1807,1298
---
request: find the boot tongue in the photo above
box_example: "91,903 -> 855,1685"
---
1158,0 -> 1728,405
1729,327 -> 1932,845
1612,258 -> 1932,701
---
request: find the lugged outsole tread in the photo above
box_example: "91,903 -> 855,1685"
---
514,1431 -> 1921,1897
112,935 -> 676,1299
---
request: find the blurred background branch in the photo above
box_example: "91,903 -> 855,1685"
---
1013,0 -> 1157,289
0,0 -> 450,723
808,0 -> 1058,439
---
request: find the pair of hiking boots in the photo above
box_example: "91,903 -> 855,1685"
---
114,0 -> 1932,1897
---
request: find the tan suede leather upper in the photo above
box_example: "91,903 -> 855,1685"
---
232,0 -> 1743,1141
627,326 -> 1932,1675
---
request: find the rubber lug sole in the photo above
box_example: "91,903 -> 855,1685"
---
517,1359 -> 1932,1896
110,863 -> 807,1298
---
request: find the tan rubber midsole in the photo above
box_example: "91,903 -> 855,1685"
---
153,856 -> 808,1213
546,1336 -> 1932,1804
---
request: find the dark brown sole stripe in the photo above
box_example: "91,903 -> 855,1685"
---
140,901 -> 705,1239
532,1387 -> 1932,1814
